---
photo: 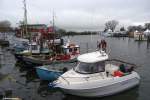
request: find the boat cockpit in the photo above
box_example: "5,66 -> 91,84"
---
74,59 -> 135,77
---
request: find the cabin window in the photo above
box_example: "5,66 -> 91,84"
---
63,48 -> 68,54
31,45 -> 38,50
74,47 -> 77,51
74,61 -> 105,74
69,48 -> 72,52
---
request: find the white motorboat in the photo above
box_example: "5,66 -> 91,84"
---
51,51 -> 140,97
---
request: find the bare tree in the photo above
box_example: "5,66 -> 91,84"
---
105,20 -> 119,32
127,25 -> 144,32
120,27 -> 125,31
145,23 -> 150,30
127,26 -> 137,32
0,20 -> 11,27
137,25 -> 144,32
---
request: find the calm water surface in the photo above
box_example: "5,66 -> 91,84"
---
0,35 -> 150,100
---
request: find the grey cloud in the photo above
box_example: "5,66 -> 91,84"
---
0,0 -> 150,31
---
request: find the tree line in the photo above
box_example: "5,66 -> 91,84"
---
57,29 -> 98,36
127,24 -> 150,32
0,20 -> 150,34
104,20 -> 150,32
0,20 -> 14,32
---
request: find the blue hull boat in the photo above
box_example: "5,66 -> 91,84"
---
36,65 -> 64,81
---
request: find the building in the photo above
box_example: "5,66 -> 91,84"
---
16,24 -> 47,38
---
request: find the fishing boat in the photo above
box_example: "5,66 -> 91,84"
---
14,41 -> 50,60
20,42 -> 49,54
50,50 -> 140,97
22,42 -> 80,66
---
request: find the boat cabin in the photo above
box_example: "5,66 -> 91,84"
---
62,43 -> 80,56
22,42 -> 49,54
75,51 -> 135,77
75,51 -> 107,74
54,43 -> 80,61
75,61 -> 105,74
26,42 -> 40,54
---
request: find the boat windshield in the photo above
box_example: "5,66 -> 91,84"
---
74,61 -> 105,74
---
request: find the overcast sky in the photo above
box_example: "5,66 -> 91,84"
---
0,0 -> 150,31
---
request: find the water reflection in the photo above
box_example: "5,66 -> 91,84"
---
37,81 -> 49,97
0,89 -> 13,99
15,61 -> 39,83
147,41 -> 150,49
137,41 -> 142,49
37,81 -> 60,97
0,36 -> 149,100
0,73 -> 9,82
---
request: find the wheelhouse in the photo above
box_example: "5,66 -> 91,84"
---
62,44 -> 80,55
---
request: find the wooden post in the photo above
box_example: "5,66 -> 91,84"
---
86,42 -> 89,53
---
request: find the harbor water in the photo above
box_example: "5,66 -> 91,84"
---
0,35 -> 150,100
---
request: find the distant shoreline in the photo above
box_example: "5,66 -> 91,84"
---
61,31 -> 98,36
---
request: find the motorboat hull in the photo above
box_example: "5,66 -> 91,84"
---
55,72 -> 140,97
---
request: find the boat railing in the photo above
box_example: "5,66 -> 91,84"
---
60,73 -> 114,84
106,59 -> 139,68
59,76 -> 70,85
59,76 -> 90,85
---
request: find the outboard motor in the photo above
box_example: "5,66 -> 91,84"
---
62,67 -> 68,73
128,66 -> 134,73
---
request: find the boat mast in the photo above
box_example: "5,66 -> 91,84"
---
23,0 -> 32,54
52,11 -> 55,49
23,0 -> 28,38
53,11 -> 55,33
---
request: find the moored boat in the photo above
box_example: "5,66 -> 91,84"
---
36,65 -> 63,81
14,42 -> 50,60
22,41 -> 80,66
36,64 -> 68,81
50,50 -> 140,97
